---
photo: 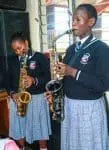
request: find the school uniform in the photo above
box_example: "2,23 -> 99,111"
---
61,34 -> 109,150
8,50 -> 51,144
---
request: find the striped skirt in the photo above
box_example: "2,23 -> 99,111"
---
61,96 -> 108,150
9,93 -> 51,144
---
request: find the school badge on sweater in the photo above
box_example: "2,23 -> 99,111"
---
29,61 -> 36,69
80,53 -> 90,64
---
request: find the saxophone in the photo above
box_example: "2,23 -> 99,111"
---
46,42 -> 65,121
16,55 -> 31,117
46,49 -> 64,121
46,29 -> 73,121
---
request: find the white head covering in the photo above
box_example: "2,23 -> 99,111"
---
0,138 -> 19,150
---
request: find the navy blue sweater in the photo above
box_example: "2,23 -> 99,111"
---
8,50 -> 50,95
63,37 -> 109,100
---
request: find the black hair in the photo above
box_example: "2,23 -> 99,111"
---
76,4 -> 97,25
11,32 -> 27,43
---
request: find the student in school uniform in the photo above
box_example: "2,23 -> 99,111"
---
45,3 -> 109,150
8,32 -> 51,150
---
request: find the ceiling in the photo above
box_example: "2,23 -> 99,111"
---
45,0 -> 68,6
45,0 -> 106,7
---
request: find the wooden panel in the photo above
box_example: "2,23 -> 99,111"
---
0,99 -> 9,136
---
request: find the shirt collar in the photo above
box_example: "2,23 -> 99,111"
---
18,49 -> 35,61
76,35 -> 90,45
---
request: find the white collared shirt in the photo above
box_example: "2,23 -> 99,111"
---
76,35 -> 90,45
76,34 -> 96,46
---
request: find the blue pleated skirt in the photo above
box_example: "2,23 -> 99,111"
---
9,93 -> 51,144
61,96 -> 108,150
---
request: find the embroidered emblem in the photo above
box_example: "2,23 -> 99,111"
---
80,53 -> 90,64
29,61 -> 36,69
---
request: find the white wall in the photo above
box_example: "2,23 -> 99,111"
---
26,0 -> 40,51
101,13 -> 109,45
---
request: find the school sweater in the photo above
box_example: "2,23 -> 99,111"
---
64,35 -> 109,100
8,50 -> 50,95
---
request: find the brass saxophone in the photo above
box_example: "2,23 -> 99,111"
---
46,44 -> 65,121
46,29 -> 73,121
46,49 -> 64,121
16,55 -> 31,117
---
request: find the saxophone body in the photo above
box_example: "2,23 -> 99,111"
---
16,55 -> 31,117
46,49 -> 64,121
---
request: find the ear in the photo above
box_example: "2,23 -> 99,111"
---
88,18 -> 96,27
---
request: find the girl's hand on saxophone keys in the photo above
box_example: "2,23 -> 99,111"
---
54,62 -> 66,79
55,62 -> 77,77
23,76 -> 36,88
44,91 -> 53,104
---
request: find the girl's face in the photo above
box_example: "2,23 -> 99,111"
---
72,8 -> 95,39
11,40 -> 28,56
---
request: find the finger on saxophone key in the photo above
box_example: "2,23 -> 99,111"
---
44,91 -> 53,104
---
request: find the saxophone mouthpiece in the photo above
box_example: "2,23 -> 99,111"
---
65,29 -> 74,34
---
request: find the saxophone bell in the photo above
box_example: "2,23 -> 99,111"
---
16,91 -> 31,117
46,79 -> 64,121
46,79 -> 62,93
46,78 -> 64,121
19,91 -> 31,104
